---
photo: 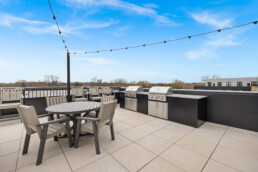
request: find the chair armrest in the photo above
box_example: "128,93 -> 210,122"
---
76,117 -> 100,121
38,114 -> 54,118
37,117 -> 70,127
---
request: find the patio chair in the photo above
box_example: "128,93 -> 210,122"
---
0,87 -> 22,117
17,105 -> 73,166
89,87 -> 102,101
101,87 -> 111,95
46,96 -> 67,119
86,95 -> 115,118
46,96 -> 67,107
71,87 -> 88,102
74,100 -> 117,154
101,95 -> 115,103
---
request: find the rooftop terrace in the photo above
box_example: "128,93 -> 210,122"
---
1,105 -> 258,172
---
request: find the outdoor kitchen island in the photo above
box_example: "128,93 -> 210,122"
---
167,94 -> 207,128
118,89 -> 208,128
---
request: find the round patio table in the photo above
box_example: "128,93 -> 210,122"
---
46,101 -> 101,140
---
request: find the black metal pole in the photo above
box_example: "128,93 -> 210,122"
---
67,52 -> 71,102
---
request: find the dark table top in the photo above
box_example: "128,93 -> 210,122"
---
45,101 -> 101,114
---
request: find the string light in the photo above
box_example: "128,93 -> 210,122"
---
47,0 -> 69,52
70,20 -> 257,55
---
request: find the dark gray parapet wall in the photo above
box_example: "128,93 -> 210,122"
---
194,86 -> 251,91
173,89 -> 258,132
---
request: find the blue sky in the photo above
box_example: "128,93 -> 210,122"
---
0,0 -> 257,83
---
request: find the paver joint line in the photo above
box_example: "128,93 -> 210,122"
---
200,126 -> 229,172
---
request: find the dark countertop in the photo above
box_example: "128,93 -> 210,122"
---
167,94 -> 207,99
174,89 -> 258,95
117,91 -> 207,99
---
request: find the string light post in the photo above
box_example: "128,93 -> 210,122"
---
47,0 -> 71,101
67,52 -> 71,101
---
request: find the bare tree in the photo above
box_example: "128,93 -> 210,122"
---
201,74 -> 220,82
90,77 -> 100,86
112,78 -> 127,86
201,75 -> 209,82
44,75 -> 50,83
44,75 -> 59,86
137,80 -> 149,87
212,74 -> 220,79
173,79 -> 184,84
97,79 -> 102,84
91,77 -> 98,83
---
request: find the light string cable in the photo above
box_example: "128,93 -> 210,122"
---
47,0 -> 69,53
70,20 -> 257,55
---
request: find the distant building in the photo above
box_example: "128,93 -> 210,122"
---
205,77 -> 258,87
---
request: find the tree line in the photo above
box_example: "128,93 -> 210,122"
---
0,75 -> 213,89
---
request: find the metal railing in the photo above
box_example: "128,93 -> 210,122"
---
22,87 -> 68,98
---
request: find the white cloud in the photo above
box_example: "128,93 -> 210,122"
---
190,11 -> 232,28
142,4 -> 159,9
186,49 -> 216,60
64,0 -> 177,25
72,57 -> 113,65
106,25 -> 129,37
187,11 -> 238,60
207,35 -> 240,47
0,11 -> 116,35
0,12 -> 47,27
23,20 -> 117,35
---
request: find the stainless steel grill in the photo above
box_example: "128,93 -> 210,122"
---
125,86 -> 143,111
148,86 -> 173,119
148,86 -> 173,102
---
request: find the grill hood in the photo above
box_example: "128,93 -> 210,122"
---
125,86 -> 143,93
149,86 -> 173,95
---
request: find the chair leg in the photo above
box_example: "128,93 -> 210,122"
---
49,114 -> 59,141
65,120 -> 73,148
96,110 -> 100,118
92,121 -> 100,154
53,136 -> 58,142
22,133 -> 31,155
36,125 -> 48,166
110,124 -> 115,140
74,120 -> 81,148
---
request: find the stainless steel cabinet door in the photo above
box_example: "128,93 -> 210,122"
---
156,102 -> 168,119
148,101 -> 157,116
130,98 -> 137,111
125,98 -> 131,110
